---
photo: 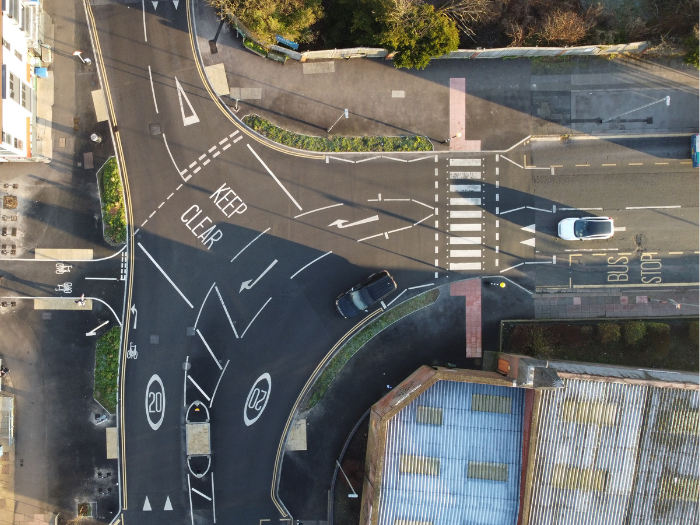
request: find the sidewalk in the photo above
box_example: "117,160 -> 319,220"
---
193,0 -> 698,151
534,289 -> 700,319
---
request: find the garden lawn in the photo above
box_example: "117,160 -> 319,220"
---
501,319 -> 699,372
94,326 -> 121,413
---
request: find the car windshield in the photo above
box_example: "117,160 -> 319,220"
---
575,220 -> 611,237
349,290 -> 370,310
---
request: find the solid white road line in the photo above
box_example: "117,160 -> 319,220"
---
194,282 -> 216,328
197,329 -> 223,370
192,488 -> 211,501
413,214 -> 434,226
408,283 -> 434,290
412,199 -> 433,209
211,473 -> 217,523
231,227 -> 270,262
141,0 -> 147,42
247,145 -> 302,210
187,474 -> 194,525
625,205 -> 681,209
183,356 -> 189,408
407,156 -> 433,162
241,297 -> 272,338
162,133 -> 190,181
294,203 -> 343,219
215,286 -> 239,338
209,360 -> 230,408
290,251 -> 332,279
385,289 -> 407,307
357,233 -> 384,243
326,156 -> 355,163
148,65 -> 158,113
85,277 -> 118,280
187,375 -> 211,401
138,243 -> 194,308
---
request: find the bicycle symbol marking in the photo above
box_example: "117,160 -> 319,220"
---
127,342 -> 138,359
55,282 -> 72,294
55,263 -> 72,274
244,372 -> 271,426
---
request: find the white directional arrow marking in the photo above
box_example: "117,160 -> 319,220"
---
164,496 -> 173,511
143,496 -> 152,511
173,0 -> 179,8
521,237 -> 536,247
328,215 -> 379,229
175,77 -> 200,127
131,304 -> 138,329
240,260 -> 278,293
86,320 -> 109,337
521,224 -> 536,233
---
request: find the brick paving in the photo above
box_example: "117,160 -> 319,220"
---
534,289 -> 699,319
448,78 -> 481,152
450,279 -> 482,357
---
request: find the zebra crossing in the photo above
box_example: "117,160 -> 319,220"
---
446,157 -> 488,271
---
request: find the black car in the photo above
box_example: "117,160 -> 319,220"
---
335,271 -> 397,318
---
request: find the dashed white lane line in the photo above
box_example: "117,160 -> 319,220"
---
203,159 -> 211,166
198,154 -> 207,161
167,193 -> 174,200
223,144 -> 231,151
625,205 -> 681,209
233,136 -> 243,143
230,131 -> 240,138
213,151 -> 221,158
158,202 -> 165,209
189,161 -> 197,168
193,167 -> 202,174
208,146 -> 217,153
219,137 -> 229,145
294,203 -> 343,219
149,211 -> 156,218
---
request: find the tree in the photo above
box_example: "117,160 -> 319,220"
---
207,0 -> 323,45
436,0 -> 498,40
377,1 -> 460,69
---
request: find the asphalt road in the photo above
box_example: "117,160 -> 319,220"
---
84,2 -> 699,525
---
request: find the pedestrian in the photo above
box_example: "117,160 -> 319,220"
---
76,293 -> 86,307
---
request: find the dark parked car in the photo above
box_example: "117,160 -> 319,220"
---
335,271 -> 397,318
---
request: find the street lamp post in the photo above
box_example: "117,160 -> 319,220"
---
443,132 -> 461,144
336,460 -> 359,498
327,109 -> 349,133
73,51 -> 91,65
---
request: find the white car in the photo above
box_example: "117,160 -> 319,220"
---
558,217 -> 614,241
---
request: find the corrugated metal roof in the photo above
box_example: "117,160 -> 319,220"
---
528,379 -> 700,525
378,380 -> 524,525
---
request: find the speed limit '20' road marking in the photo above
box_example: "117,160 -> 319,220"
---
146,374 -> 165,430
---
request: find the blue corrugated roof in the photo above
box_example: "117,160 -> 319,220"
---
378,381 -> 525,525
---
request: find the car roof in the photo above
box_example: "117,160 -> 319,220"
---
583,219 -> 612,235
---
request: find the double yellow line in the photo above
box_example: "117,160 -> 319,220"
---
84,0 -> 135,510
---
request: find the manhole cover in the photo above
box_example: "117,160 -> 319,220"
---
149,123 -> 162,137
150,335 -> 159,344
2,196 -> 17,210
187,327 -> 195,336
42,312 -> 52,320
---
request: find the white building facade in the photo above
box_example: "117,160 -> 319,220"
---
1,0 -> 43,162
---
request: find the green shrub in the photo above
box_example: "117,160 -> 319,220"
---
646,322 -> 671,359
689,321 -> 699,346
623,321 -> 646,346
511,325 -> 554,359
242,114 -> 433,153
598,323 -> 621,345
93,326 -> 121,413
98,157 -> 126,245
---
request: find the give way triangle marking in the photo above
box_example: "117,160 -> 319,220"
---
175,77 -> 200,127
164,496 -> 173,511
521,224 -> 536,233
521,237 -> 536,247
143,496 -> 152,511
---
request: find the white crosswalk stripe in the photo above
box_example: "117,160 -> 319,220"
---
450,197 -> 481,205
450,223 -> 481,231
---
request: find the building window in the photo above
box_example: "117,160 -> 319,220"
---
13,138 -> 22,151
21,83 -> 29,110
8,73 -> 20,105
13,50 -> 21,62
2,39 -> 10,52
9,74 -> 15,102
3,133 -> 11,146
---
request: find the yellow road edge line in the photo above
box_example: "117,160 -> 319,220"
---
186,0 -> 324,161
84,0 -> 132,509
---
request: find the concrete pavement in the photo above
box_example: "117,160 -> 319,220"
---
194,0 -> 698,152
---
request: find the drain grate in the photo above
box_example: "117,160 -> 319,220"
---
149,123 -> 162,137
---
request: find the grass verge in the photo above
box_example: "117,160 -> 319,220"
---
501,318 -> 699,372
243,114 -> 433,153
243,38 -> 268,56
306,288 -> 440,410
97,157 -> 126,245
93,326 -> 120,414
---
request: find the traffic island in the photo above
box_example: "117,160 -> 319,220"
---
242,114 -> 433,153
93,326 -> 120,414
306,288 -> 440,410
96,157 -> 126,245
